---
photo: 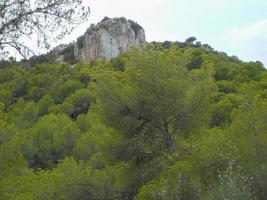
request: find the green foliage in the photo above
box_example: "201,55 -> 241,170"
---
205,168 -> 254,200
136,161 -> 202,200
50,80 -> 83,104
22,114 -> 80,169
210,93 -> 242,126
74,118 -> 125,167
0,89 -> 13,108
96,47 -> 215,160
182,48 -> 204,70
63,89 -> 93,119
0,45 -> 266,199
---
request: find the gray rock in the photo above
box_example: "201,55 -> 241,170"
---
74,17 -> 146,61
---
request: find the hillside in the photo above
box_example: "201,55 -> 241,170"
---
0,42 -> 266,199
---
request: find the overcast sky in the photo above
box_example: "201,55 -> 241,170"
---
59,0 -> 267,66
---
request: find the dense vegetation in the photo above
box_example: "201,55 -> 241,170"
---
0,44 -> 266,200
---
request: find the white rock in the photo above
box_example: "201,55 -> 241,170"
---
74,17 -> 146,62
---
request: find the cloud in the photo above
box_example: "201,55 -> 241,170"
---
226,19 -> 267,66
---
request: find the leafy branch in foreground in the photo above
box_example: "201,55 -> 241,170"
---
0,0 -> 90,59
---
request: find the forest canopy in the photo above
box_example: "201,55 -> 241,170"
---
0,44 -> 266,200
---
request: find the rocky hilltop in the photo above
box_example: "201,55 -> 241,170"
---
74,17 -> 146,61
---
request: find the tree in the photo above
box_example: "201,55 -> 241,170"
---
22,114 -> 80,169
49,80 -> 83,104
95,47 -> 215,163
136,161 -> 202,200
0,0 -> 90,59
185,36 -> 197,45
205,167 -> 254,200
63,89 -> 93,119
0,38 -> 266,199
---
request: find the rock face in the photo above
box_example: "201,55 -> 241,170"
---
74,17 -> 146,61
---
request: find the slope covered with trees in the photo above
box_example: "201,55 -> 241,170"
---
0,44 -> 266,199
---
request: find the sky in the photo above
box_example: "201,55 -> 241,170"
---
56,0 -> 267,66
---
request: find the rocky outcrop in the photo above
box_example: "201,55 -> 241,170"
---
74,17 -> 146,61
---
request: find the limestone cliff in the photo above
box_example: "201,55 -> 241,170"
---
74,17 -> 146,61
